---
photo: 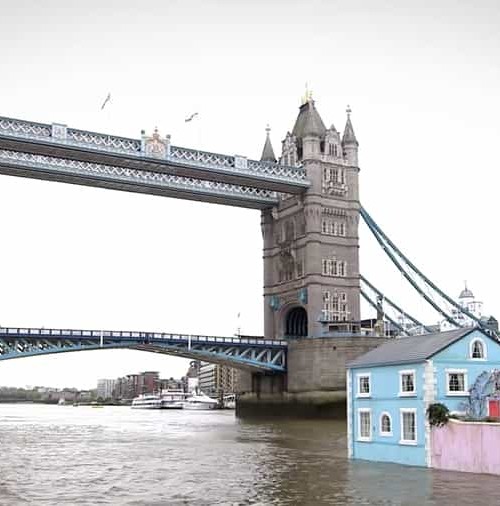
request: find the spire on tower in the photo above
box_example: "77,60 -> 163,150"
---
342,104 -> 358,146
260,124 -> 277,163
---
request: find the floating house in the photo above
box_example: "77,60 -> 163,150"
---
346,327 -> 500,468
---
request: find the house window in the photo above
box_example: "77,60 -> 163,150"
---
470,339 -> 486,359
399,370 -> 416,396
380,412 -> 392,436
358,409 -> 372,441
400,409 -> 417,445
357,374 -> 371,397
446,369 -> 468,395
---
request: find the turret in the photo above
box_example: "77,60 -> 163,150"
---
342,105 -> 359,166
260,125 -> 277,163
291,98 -> 326,160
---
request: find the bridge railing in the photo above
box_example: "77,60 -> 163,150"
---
0,116 -> 307,184
0,327 -> 288,347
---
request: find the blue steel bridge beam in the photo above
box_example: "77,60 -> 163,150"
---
0,116 -> 309,194
0,328 -> 287,373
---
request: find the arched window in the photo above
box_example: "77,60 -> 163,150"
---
470,339 -> 486,359
380,413 -> 392,436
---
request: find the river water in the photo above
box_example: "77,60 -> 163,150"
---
1,404 -> 499,505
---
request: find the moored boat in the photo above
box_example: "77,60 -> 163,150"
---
223,394 -> 236,409
131,394 -> 163,409
160,389 -> 186,409
183,392 -> 218,410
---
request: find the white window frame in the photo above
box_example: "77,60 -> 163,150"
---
399,408 -> 417,445
446,369 -> 468,396
357,408 -> 372,442
469,338 -> 487,360
398,369 -> 416,397
379,412 -> 393,437
356,373 -> 371,398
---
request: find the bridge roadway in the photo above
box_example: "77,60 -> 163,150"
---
0,115 -> 309,209
0,327 -> 287,372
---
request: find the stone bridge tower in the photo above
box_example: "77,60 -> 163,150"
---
261,97 -> 360,339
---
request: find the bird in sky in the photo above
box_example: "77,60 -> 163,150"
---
100,93 -> 111,110
185,112 -> 199,122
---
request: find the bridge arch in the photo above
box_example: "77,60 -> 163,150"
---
0,328 -> 287,373
284,306 -> 308,337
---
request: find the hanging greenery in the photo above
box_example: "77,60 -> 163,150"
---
427,403 -> 450,427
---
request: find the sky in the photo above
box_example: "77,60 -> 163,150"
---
0,0 -> 499,388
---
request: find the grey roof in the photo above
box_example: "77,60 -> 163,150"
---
260,131 -> 276,162
347,327 -> 482,368
342,115 -> 358,146
292,100 -> 326,139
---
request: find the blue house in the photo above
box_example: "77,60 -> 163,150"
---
346,327 -> 500,467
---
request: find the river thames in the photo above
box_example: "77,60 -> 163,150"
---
1,404 -> 500,505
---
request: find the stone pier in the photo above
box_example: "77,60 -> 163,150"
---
236,336 -> 382,418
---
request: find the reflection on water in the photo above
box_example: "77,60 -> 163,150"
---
0,404 -> 500,505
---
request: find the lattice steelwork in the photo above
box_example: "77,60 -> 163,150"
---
0,327 -> 287,372
0,149 -> 280,209
0,115 -> 309,194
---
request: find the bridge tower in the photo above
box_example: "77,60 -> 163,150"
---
262,98 -> 360,339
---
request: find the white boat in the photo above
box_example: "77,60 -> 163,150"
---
183,392 -> 219,410
160,389 -> 186,409
223,394 -> 236,409
131,394 -> 163,409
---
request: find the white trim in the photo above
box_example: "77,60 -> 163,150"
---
347,369 -> 353,458
469,337 -> 487,360
356,372 -> 371,398
399,408 -> 417,445
423,360 -> 436,467
379,411 -> 393,436
398,369 -> 416,397
357,408 -> 372,442
445,368 -> 468,396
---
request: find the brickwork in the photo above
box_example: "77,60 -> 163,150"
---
287,337 -> 383,393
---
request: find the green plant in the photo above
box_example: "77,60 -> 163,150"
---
427,403 -> 450,427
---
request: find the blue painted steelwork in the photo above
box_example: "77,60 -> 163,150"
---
0,327 -> 287,372
360,207 -> 494,335
360,275 -> 432,336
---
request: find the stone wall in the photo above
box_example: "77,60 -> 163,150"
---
236,336 -> 384,418
287,337 -> 383,393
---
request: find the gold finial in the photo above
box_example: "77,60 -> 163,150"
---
265,123 -> 271,135
346,105 -> 352,117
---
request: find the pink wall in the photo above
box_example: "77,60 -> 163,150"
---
432,419 -> 500,475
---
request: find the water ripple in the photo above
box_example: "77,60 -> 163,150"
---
1,405 -> 500,505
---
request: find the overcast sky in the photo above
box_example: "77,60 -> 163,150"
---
0,0 -> 499,389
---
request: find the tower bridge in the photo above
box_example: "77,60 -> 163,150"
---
0,96 -> 482,416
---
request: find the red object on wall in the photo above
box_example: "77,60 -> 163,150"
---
488,400 -> 500,417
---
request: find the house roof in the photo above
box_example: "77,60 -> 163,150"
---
347,327 -> 485,369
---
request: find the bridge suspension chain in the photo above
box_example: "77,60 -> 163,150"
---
360,275 -> 432,336
360,206 -> 488,333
